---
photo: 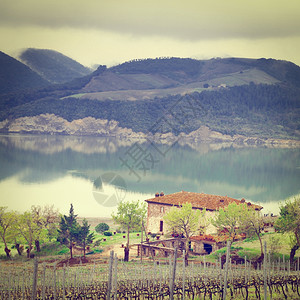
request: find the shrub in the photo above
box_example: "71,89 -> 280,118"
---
104,231 -> 112,236
243,236 -> 258,243
94,239 -> 101,247
95,223 -> 109,233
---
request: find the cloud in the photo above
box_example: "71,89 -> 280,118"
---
1,0 -> 300,67
1,0 -> 300,40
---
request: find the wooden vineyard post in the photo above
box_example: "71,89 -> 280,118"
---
141,220 -> 143,264
22,267 -> 26,300
263,241 -> 267,300
31,257 -> 38,300
244,256 -> 247,282
282,254 -> 285,279
62,264 -> 66,300
107,250 -> 114,299
53,261 -> 57,300
42,262 -> 46,300
182,250 -> 186,300
223,240 -> 231,300
113,253 -> 118,300
169,248 -> 178,300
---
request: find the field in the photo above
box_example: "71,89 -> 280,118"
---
1,252 -> 300,299
63,69 -> 279,102
1,225 -> 300,299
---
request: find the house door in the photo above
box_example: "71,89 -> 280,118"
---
203,243 -> 213,254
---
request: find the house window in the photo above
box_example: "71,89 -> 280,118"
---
160,220 -> 163,232
160,206 -> 164,213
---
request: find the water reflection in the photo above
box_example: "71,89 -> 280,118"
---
0,134 -> 299,216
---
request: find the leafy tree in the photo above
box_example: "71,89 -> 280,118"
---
112,200 -> 146,261
0,207 -> 15,258
31,206 -> 44,252
78,219 -> 95,258
5,211 -> 25,256
239,208 -> 265,258
212,202 -> 248,242
95,222 -> 109,234
31,205 -> 59,250
41,205 -> 60,240
58,204 -> 80,259
14,211 -> 42,258
164,203 -> 206,265
275,196 -> 300,263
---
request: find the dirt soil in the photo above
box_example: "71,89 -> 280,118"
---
54,244 -> 138,268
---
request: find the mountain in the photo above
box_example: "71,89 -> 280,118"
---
0,51 -> 49,94
19,48 -> 92,84
0,56 -> 299,141
61,57 -> 300,102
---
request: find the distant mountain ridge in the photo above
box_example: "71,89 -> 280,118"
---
19,48 -> 92,84
0,51 -> 48,94
68,57 -> 299,101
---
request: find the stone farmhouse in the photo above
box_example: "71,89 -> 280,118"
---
145,190 -> 262,236
138,191 -> 263,256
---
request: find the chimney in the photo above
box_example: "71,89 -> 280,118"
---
160,191 -> 164,196
155,193 -> 159,197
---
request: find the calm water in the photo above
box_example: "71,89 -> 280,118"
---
0,134 -> 299,217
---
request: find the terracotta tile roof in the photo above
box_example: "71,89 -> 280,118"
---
145,191 -> 262,211
191,233 -> 246,243
190,234 -> 217,242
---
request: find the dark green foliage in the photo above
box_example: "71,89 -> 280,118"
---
19,48 -> 92,84
111,57 -> 204,76
1,84 -> 299,139
93,240 -> 102,247
95,223 -> 109,233
103,231 -> 112,236
78,218 -> 95,257
0,51 -> 49,94
1,56 -> 300,139
57,204 -> 80,258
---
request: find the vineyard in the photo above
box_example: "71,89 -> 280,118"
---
1,249 -> 300,300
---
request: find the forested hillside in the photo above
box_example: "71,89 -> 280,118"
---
19,48 -> 92,84
0,55 -> 299,140
1,84 -> 299,139
0,51 -> 49,94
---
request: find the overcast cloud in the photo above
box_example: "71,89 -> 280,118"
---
0,0 -> 300,66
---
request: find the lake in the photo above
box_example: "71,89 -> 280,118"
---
0,134 -> 299,218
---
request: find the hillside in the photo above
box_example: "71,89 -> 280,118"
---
0,51 -> 49,94
0,56 -> 299,141
78,57 -> 282,97
19,48 -> 92,84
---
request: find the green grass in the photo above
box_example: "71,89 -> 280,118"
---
95,231 -> 143,248
1,231 -> 299,265
205,232 -> 300,263
38,241 -> 68,255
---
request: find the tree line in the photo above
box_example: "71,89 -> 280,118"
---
1,84 -> 299,139
1,196 -> 299,265
0,201 -> 147,262
0,204 -> 95,259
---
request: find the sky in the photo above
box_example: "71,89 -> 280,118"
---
0,0 -> 300,68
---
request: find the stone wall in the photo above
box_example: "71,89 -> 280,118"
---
146,201 -> 218,235
191,240 -> 219,255
146,201 -> 173,234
